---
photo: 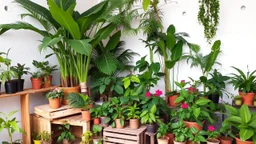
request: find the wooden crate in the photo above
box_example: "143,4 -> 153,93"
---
34,104 -> 82,120
103,126 -> 146,144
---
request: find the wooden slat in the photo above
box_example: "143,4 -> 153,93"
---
104,126 -> 146,135
104,132 -> 137,139
105,137 -> 137,144
21,94 -> 31,144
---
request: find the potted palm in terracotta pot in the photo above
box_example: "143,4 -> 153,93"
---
205,125 -> 220,144
126,103 -> 141,129
157,122 -> 170,144
173,121 -> 191,144
222,104 -> 256,144
46,88 -> 63,109
67,93 -> 92,121
10,63 -> 30,92
90,105 -> 101,125
230,66 -> 256,106
57,124 -> 75,144
140,104 -> 159,133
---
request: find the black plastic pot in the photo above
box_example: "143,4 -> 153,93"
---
16,79 -> 25,92
209,93 -> 220,104
146,124 -> 156,133
5,80 -> 18,94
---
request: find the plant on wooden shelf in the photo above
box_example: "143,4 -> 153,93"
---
57,123 -> 75,144
81,131 -> 92,144
140,104 -> 159,133
46,88 -> 63,109
157,122 -> 169,144
109,97 -> 126,129
173,121 -> 191,144
92,125 -> 103,144
39,131 -> 52,144
0,110 -> 25,144
230,66 -> 256,106
66,93 -> 93,121
222,104 -> 256,144
126,103 -> 141,129
205,125 -> 220,144
10,63 -> 30,92
30,71 -> 42,89
234,95 -> 243,106
90,105 -> 101,125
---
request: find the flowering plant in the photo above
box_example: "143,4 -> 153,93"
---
46,88 -> 64,99
206,125 -> 220,139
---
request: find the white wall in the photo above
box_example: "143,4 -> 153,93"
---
0,0 -> 254,141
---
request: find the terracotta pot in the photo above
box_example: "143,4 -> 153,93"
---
82,110 -> 91,121
219,136 -> 233,144
31,77 -> 42,89
129,119 -> 140,129
174,140 -> 186,144
166,133 -> 175,144
146,124 -> 156,133
63,139 -> 71,144
48,98 -> 61,109
158,136 -> 169,144
169,94 -> 179,107
100,117 -> 109,127
61,86 -> 80,105
115,119 -> 124,128
94,118 -> 100,125
235,137 -> 253,144
183,121 -> 204,131
239,92 -> 255,106
207,138 -> 220,144
43,75 -> 52,88
235,99 -> 243,106
33,140 -> 41,144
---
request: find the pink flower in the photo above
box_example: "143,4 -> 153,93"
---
154,89 -> 163,96
146,91 -> 151,98
181,80 -> 185,83
208,125 -> 215,132
187,86 -> 196,94
181,103 -> 188,109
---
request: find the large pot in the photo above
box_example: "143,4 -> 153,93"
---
183,121 -> 204,131
174,140 -> 186,144
166,133 -> 175,144
82,110 -> 91,121
93,118 -> 100,125
100,116 -> 109,127
158,136 -> 169,144
48,98 -> 61,109
61,86 -> 80,105
169,94 -> 179,107
219,136 -> 233,144
115,119 -> 124,129
16,79 -> 24,92
239,92 -> 255,106
208,93 -> 219,104
146,124 -> 156,133
31,77 -> 42,89
207,138 -> 220,144
235,137 -> 253,144
5,80 -> 18,94
43,75 -> 52,88
129,119 -> 140,129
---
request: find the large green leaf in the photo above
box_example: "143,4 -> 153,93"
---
204,40 -> 221,73
95,53 -> 118,75
240,104 -> 251,124
239,128 -> 254,141
67,39 -> 92,55
166,33 -> 176,50
193,108 -> 200,119
105,31 -> 121,51
142,0 -> 151,11
195,98 -> 210,106
165,60 -> 177,69
39,36 -> 63,52
225,105 -> 239,116
167,25 -> 176,35
93,24 -> 116,45
48,0 -> 81,39
171,40 -> 184,61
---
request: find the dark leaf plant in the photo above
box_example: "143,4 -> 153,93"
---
10,63 -> 30,80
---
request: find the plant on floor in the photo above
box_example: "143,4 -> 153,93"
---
92,125 -> 103,144
57,123 -> 75,143
222,104 -> 256,143
173,121 -> 191,143
205,125 -> 220,143
109,97 -> 126,128
39,131 -> 52,144
198,0 -> 220,43
157,122 -> 169,140
81,131 -> 92,144
0,110 -> 25,144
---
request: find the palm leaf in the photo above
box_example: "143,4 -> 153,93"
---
66,93 -> 85,108
95,53 -> 118,75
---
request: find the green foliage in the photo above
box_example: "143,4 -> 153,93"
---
57,124 -> 75,142
93,125 -> 103,136
230,66 -> 256,93
39,131 -> 52,143
140,104 -> 158,124
188,127 -> 206,143
10,63 -> 30,79
32,60 -> 57,77
30,71 -> 42,78
46,88 -> 64,99
173,121 -> 191,142
109,97 -> 126,127
126,103 -> 141,120
81,131 -> 92,144
66,93 -> 92,110
156,122 -> 168,138
90,105 -> 101,118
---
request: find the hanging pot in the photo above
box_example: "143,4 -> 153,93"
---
16,79 -> 24,92
43,75 -> 52,88
31,77 -> 42,89
235,137 -> 253,144
115,119 -> 124,129
129,119 -> 140,129
61,86 -> 80,105
207,138 -> 220,144
169,94 -> 179,107
48,98 -> 61,109
82,110 -> 91,121
146,123 -> 156,133
183,121 -> 204,131
5,80 -> 18,94
166,133 -> 175,144
100,116 -> 109,127
93,118 -> 100,125
219,136 -> 233,144
239,92 -> 255,106
208,93 -> 220,104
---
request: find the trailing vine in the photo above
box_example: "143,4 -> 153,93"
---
198,0 -> 220,43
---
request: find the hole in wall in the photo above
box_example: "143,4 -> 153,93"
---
4,6 -> 8,11
182,11 -> 187,16
241,5 -> 246,11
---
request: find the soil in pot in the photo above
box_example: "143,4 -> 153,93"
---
158,136 -> 169,144
5,80 -> 18,94
33,140 -> 41,144
174,140 -> 186,144
61,86 -> 80,105
49,98 -> 61,109
219,136 -> 233,144
235,137 -> 253,144
129,119 -> 140,129
169,94 -> 179,107
208,93 -> 219,104
100,117 -> 109,127
207,138 -> 220,144
31,77 -> 42,89
146,124 -> 156,133
16,79 -> 24,92
82,110 -> 91,121
115,119 -> 124,129
43,75 -> 52,88
166,133 -> 175,144
94,118 -> 100,125
183,121 -> 204,131
239,92 -> 255,106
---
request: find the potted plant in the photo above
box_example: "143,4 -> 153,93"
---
40,131 -> 52,144
30,71 -> 42,89
173,121 -> 191,144
81,131 -> 92,144
219,126 -> 234,144
205,125 -> 220,144
234,95 -> 243,106
90,105 -> 101,125
98,102 -> 111,127
66,93 -> 92,121
140,104 -> 159,133
109,97 -> 126,129
32,132 -> 41,144
92,125 -> 103,144
57,123 -> 75,144
46,88 -> 63,109
10,63 -> 30,92
166,122 -> 177,144
222,104 -> 256,144
157,122 -> 169,144
230,66 -> 256,106
188,127 -> 207,144
0,110 -> 25,144
126,103 -> 141,129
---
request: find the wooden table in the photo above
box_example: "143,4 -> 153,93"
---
0,86 -> 58,144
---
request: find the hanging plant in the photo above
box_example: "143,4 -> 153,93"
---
198,0 -> 220,43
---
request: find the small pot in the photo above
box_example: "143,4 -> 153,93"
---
208,93 -> 220,104
166,133 -> 175,144
235,99 -> 243,106
5,80 -> 18,94
219,136 -> 233,144
146,124 -> 156,133
235,137 -> 253,144
129,119 -> 140,129
43,75 -> 52,88
115,119 -> 124,129
33,140 -> 41,144
239,92 -> 255,106
61,86 -> 80,105
169,94 -> 179,107
94,118 -> 101,125
16,79 -> 25,92
183,121 -> 204,131
82,110 -> 91,121
174,140 -> 186,144
48,98 -> 61,109
158,136 -> 169,144
63,139 -> 71,144
207,138 -> 220,144
100,116 -> 109,127
31,77 -> 42,89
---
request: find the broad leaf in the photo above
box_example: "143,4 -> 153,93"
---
166,33 -> 176,50
239,128 -> 254,141
204,40 -> 221,73
67,39 -> 92,55
114,85 -> 123,95
99,85 -> 106,94
193,108 -> 200,119
240,104 -> 251,124
195,98 -> 210,106
171,40 -> 184,61
105,31 -> 121,51
95,53 -> 118,75
167,25 -> 176,35
225,105 -> 239,116
39,36 -> 62,51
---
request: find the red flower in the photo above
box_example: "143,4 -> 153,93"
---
181,80 -> 185,83
154,89 -> 163,96
181,103 -> 188,109
146,91 -> 151,98
187,86 -> 196,93
208,125 -> 215,132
